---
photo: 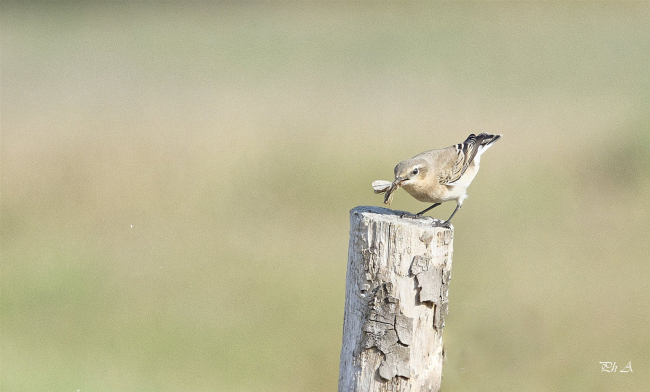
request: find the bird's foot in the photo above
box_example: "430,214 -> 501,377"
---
400,212 -> 420,219
438,220 -> 452,229
426,218 -> 445,227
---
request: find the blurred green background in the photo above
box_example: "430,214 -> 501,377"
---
2,2 -> 649,391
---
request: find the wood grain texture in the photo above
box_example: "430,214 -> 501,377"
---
338,206 -> 453,392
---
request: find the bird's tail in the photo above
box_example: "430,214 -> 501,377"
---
474,133 -> 502,157
452,133 -> 502,170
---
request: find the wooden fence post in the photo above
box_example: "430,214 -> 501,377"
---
338,206 -> 453,392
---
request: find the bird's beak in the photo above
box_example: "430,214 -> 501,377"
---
396,178 -> 407,185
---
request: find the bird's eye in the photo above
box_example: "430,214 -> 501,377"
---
412,168 -> 419,175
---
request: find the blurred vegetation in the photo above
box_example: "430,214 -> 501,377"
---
2,2 -> 650,391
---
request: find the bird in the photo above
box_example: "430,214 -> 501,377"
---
372,133 -> 501,227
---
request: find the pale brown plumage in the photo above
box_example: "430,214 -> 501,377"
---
373,133 -> 501,226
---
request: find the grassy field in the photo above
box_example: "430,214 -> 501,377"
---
2,2 -> 650,391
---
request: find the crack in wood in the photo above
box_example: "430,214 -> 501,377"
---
362,283 -> 414,380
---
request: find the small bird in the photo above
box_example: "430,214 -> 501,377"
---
373,133 -> 501,227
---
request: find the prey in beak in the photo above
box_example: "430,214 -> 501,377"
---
371,178 -> 406,206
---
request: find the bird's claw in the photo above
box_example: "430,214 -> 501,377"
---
427,219 -> 452,228
439,220 -> 452,228
400,212 -> 420,219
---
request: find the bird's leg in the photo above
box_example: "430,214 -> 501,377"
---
404,203 -> 441,218
440,203 -> 461,228
401,203 -> 441,219
416,203 -> 441,217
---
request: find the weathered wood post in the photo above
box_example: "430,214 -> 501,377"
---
338,206 -> 453,392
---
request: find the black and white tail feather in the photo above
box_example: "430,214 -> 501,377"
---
446,133 -> 501,185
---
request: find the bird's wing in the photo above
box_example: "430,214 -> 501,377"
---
437,133 -> 488,185
372,180 -> 392,193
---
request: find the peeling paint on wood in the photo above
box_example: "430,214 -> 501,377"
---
339,206 -> 454,392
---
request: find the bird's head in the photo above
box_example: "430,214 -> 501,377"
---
394,158 -> 428,187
